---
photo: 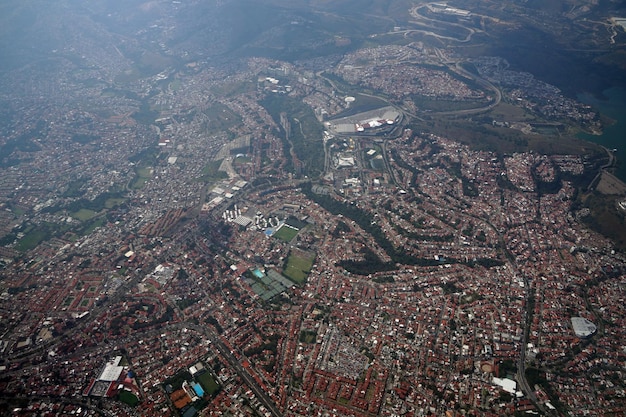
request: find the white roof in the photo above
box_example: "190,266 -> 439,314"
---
233,216 -> 253,227
571,317 -> 597,338
209,196 -> 224,205
99,364 -> 123,382
337,156 -> 355,167
492,377 -> 516,394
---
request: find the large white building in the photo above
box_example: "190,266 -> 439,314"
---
570,317 -> 597,338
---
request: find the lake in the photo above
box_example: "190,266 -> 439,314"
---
578,87 -> 626,183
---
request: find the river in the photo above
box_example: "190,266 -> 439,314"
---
578,87 -> 626,182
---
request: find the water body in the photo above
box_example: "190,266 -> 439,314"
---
578,87 -> 626,183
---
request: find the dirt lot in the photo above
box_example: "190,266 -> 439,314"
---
596,171 -> 626,195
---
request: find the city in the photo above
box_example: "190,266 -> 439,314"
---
0,1 -> 625,416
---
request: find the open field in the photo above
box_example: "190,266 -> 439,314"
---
118,391 -> 139,407
597,171 -> 626,195
16,229 -> 50,252
105,197 -> 126,209
273,225 -> 299,242
71,209 -> 98,221
196,160 -> 228,184
130,167 -> 153,190
197,372 -> 220,396
283,251 -> 315,284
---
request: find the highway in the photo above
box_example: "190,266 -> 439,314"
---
185,323 -> 283,417
515,277 -> 549,416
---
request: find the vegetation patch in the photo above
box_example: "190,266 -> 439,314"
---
131,167 -> 152,190
210,80 -> 255,97
196,371 -> 220,396
273,224 -> 299,242
202,103 -> 243,133
63,178 -> 90,197
579,192 -> 626,251
260,95 -> 325,178
118,391 -> 139,407
71,208 -> 98,221
79,217 -> 106,236
197,160 -> 228,184
299,329 -> 317,344
303,183 -> 448,270
8,204 -> 25,216
131,100 -> 159,125
114,68 -> 142,84
16,228 -> 50,252
283,251 -> 315,284
411,115 -> 598,156
233,155 -> 252,164
169,79 -> 182,91
412,95 -> 488,112
105,197 -> 126,209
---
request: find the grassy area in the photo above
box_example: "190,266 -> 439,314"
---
420,118 -> 602,155
16,229 -> 50,252
412,96 -> 489,112
79,217 -> 106,237
299,329 -> 317,344
283,251 -> 315,285
9,205 -> 25,216
197,160 -> 228,183
130,167 -> 152,190
487,101 -> 536,122
63,178 -> 90,198
71,208 -> 98,221
137,51 -> 174,76
273,225 -> 299,242
131,101 -> 159,125
11,208 -> 108,251
105,198 -> 126,209
196,372 -> 220,396
211,80 -> 255,97
118,391 -> 139,407
201,103 -> 244,133
234,155 -> 252,164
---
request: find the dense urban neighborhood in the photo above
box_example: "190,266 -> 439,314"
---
1,1 -> 625,416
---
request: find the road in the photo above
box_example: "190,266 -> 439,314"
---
433,60 -> 502,117
460,210 -> 550,415
587,145 -> 616,192
185,323 -> 283,417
